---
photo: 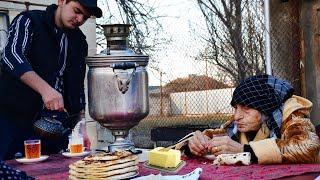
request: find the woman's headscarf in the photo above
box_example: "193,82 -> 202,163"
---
229,74 -> 294,139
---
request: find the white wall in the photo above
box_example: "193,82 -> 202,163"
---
170,88 -> 235,115
80,18 -> 97,56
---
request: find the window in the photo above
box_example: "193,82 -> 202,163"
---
0,11 -> 9,54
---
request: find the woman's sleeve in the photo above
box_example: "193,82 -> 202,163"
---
275,115 -> 320,163
249,138 -> 282,164
249,115 -> 320,164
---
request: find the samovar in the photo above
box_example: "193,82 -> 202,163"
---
86,24 -> 149,152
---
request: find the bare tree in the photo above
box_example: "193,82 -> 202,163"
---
96,0 -> 172,78
197,0 -> 265,85
97,0 -> 169,56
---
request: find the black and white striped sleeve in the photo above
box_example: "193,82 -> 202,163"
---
2,15 -> 33,78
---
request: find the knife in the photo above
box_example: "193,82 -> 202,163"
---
159,132 -> 195,151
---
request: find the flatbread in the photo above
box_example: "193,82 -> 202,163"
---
70,159 -> 138,173
69,165 -> 138,178
83,150 -> 132,161
68,150 -> 139,180
70,155 -> 138,168
69,171 -> 137,180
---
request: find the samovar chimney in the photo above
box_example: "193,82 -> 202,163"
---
103,24 -> 130,51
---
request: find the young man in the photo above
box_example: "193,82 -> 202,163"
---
0,0 -> 102,160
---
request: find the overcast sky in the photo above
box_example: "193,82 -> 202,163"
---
97,0 -> 208,86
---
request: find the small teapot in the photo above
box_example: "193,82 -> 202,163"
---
33,110 -> 70,140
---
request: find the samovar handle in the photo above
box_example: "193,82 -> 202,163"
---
111,62 -> 138,70
111,62 -> 138,94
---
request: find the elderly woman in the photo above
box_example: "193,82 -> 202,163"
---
183,75 -> 320,164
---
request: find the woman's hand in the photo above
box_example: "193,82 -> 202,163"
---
207,136 -> 244,155
188,131 -> 210,156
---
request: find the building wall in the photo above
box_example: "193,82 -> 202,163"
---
148,88 -> 235,116
170,88 -> 235,115
149,95 -> 171,116
1,0 -> 51,21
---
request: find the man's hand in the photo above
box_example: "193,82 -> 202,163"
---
188,130 -> 210,156
207,136 -> 244,155
20,71 -> 64,111
41,86 -> 64,111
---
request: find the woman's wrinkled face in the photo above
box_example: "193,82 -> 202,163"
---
234,104 -> 262,132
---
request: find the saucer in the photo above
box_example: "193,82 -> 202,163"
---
16,155 -> 49,164
62,151 -> 90,158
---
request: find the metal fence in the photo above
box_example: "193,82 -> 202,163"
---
149,88 -> 235,116
129,0 -> 303,149
269,0 -> 301,95
0,0 -> 303,150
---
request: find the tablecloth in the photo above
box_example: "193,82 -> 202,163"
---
6,154 -> 320,180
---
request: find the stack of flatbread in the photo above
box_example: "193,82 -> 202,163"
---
69,150 -> 139,180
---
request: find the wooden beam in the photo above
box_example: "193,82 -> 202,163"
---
1,0 -> 47,8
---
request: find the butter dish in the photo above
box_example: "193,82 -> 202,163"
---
143,160 -> 186,174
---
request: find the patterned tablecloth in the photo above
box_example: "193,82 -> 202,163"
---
6,154 -> 320,180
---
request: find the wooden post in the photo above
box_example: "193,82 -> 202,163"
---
301,0 -> 320,126
269,0 -> 301,94
160,71 -> 163,116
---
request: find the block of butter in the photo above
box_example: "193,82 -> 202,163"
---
148,147 -> 181,168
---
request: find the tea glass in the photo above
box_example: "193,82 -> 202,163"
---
24,139 -> 41,159
68,134 -> 84,154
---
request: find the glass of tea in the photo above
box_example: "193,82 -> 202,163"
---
24,139 -> 41,159
68,134 -> 83,154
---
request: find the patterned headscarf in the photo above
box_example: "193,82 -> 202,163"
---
229,74 -> 294,139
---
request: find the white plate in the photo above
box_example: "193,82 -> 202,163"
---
62,151 -> 90,158
15,155 -> 49,164
120,172 -> 139,180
